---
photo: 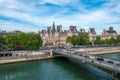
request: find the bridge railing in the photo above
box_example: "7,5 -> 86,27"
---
53,49 -> 120,73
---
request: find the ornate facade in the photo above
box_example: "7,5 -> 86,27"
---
88,28 -> 96,42
101,27 -> 117,40
39,22 -> 77,48
40,22 -> 96,48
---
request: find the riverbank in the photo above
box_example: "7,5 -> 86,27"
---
72,46 -> 120,55
0,50 -> 52,64
0,55 -> 52,64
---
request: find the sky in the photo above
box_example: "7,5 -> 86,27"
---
0,0 -> 120,35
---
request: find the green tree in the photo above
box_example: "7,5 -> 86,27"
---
0,34 -> 4,50
23,32 -> 42,50
71,35 -> 78,46
78,33 -> 89,45
19,32 -> 42,50
5,34 -> 19,49
116,35 -> 120,43
66,33 -> 89,46
95,36 -> 101,44
66,36 -> 72,44
5,32 -> 43,50
17,32 -> 27,49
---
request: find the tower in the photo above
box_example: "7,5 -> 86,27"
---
53,21 -> 55,32
52,21 -> 56,37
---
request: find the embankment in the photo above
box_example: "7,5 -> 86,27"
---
0,50 -> 52,64
72,46 -> 120,54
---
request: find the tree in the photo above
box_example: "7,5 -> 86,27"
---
66,33 -> 90,46
95,36 -> 101,44
25,32 -> 42,50
0,34 -> 4,50
71,35 -> 78,46
5,34 -> 19,49
116,35 -> 120,43
78,33 -> 89,45
17,32 -> 28,49
66,36 -> 72,44
5,32 -> 43,50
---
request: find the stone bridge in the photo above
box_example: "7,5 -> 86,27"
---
53,49 -> 120,78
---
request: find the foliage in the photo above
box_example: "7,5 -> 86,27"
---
66,33 -> 89,46
25,32 -> 43,50
67,34 -> 120,46
5,34 -> 19,49
5,32 -> 43,50
95,35 -> 120,45
0,34 -> 4,50
77,33 -> 90,45
66,36 -> 72,43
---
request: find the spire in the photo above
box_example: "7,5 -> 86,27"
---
52,21 -> 55,32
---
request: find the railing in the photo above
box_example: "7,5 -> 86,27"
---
53,49 -> 120,73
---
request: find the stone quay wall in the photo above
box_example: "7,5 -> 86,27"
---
0,50 -> 52,64
72,46 -> 120,54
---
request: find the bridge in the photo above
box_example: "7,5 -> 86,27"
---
53,49 -> 120,77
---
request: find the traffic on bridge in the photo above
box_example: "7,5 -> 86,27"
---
53,49 -> 120,77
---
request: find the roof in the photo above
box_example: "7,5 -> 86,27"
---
106,30 -> 117,33
89,28 -> 96,34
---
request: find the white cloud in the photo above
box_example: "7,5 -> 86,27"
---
0,0 -> 120,35
0,25 -> 39,33
39,0 -> 73,5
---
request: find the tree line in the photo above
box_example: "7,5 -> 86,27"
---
95,35 -> 120,45
66,33 -> 90,46
0,32 -> 42,51
66,33 -> 120,47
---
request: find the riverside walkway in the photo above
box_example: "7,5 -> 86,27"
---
53,49 -> 120,77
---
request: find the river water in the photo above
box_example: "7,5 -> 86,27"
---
0,53 -> 120,80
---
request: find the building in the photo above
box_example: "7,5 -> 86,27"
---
40,22 -> 97,48
88,28 -> 96,42
101,27 -> 117,40
40,22 -> 78,48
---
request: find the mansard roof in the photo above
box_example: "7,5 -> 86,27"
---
106,27 -> 117,33
89,28 -> 96,34
106,30 -> 117,33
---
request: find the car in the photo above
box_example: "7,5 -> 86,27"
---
84,55 -> 90,59
96,57 -> 104,61
107,61 -> 114,64
79,54 -> 83,56
116,63 -> 120,66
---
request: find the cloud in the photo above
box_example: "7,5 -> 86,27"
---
0,0 -> 120,35
0,21 -> 39,33
39,0 -> 73,5
0,26 -> 39,33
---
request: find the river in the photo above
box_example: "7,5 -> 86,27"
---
0,53 -> 120,80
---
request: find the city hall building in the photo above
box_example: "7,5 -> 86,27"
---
39,22 -> 96,48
